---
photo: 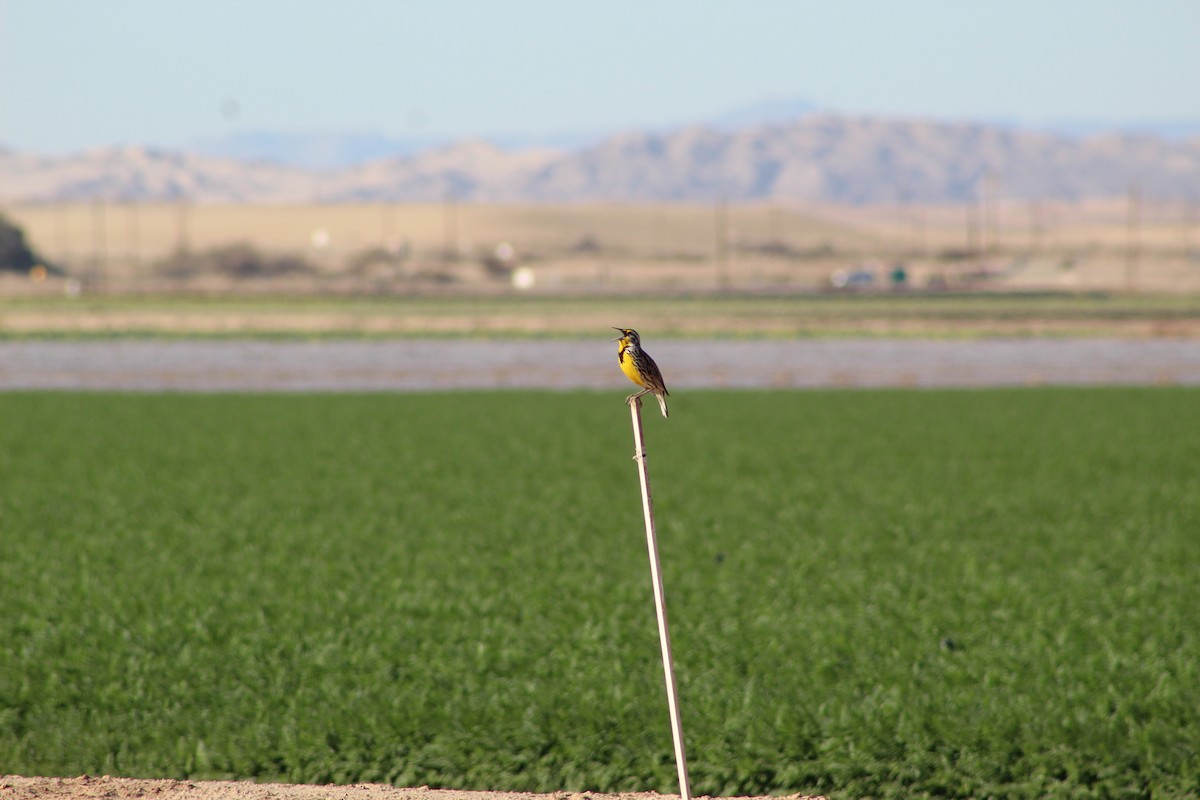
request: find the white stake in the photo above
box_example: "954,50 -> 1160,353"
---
627,397 -> 692,800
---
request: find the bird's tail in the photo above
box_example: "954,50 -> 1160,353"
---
656,392 -> 669,418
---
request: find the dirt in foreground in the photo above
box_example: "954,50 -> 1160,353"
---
0,776 -> 825,800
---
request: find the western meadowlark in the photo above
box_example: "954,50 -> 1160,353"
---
612,327 -> 670,418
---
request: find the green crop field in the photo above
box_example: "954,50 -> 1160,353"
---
2,389 -> 1198,798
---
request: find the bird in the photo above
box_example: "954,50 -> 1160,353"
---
612,327 -> 670,418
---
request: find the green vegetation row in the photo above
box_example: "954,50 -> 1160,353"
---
2,389 -> 1199,798
6,290 -> 1200,316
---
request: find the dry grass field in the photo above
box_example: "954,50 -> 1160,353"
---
6,199 -> 1199,296
3,200 -> 1199,338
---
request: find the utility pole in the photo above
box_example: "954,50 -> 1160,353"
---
714,197 -> 729,290
56,203 -> 70,267
91,200 -> 106,293
443,190 -> 458,261
1126,184 -> 1142,292
981,172 -> 1000,259
1028,201 -> 1044,256
126,202 -> 141,278
175,198 -> 191,255
1183,198 -> 1197,259
966,201 -> 980,261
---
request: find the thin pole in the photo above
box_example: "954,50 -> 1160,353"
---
91,200 -> 106,293
444,191 -> 458,262
627,398 -> 692,800
56,203 -> 69,266
126,202 -> 141,277
714,198 -> 729,290
175,199 -> 191,255
1126,183 -> 1141,292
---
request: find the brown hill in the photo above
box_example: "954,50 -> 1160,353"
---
3,115 -> 1198,204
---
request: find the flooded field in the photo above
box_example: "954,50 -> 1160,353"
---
4,338 -> 1199,391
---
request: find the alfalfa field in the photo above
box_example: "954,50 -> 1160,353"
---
1,387 -> 1198,798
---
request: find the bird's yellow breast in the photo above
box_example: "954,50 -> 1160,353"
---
617,342 -> 647,387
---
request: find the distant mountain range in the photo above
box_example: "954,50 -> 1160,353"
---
3,109 -> 1199,205
184,98 -> 828,168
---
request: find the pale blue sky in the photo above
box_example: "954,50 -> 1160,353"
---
1,0 -> 1196,153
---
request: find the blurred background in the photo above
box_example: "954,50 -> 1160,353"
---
1,0 -> 1198,331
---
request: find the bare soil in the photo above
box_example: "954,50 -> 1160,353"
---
0,776 -> 824,800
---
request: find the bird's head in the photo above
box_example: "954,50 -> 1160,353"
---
611,327 -> 640,345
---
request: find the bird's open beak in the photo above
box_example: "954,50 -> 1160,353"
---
611,327 -> 624,341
